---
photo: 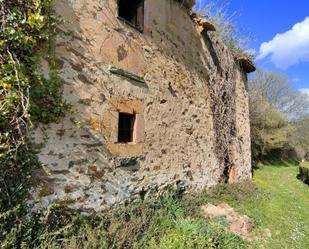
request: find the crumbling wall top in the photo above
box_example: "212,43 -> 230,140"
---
190,12 -> 216,33
236,56 -> 256,73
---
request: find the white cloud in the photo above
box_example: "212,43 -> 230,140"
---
257,17 -> 309,69
300,88 -> 309,96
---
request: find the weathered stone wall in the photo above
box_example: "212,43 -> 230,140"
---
31,0 -> 252,212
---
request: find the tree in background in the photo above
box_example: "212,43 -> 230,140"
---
249,70 -> 309,120
248,70 -> 309,163
249,90 -> 291,161
289,118 -> 309,159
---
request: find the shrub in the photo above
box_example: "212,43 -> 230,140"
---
0,0 -> 65,211
0,192 -> 247,249
298,163 -> 309,185
0,1 -> 65,247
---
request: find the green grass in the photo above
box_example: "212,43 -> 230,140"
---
150,163 -> 309,249
208,164 -> 309,249
249,165 -> 309,249
182,163 -> 309,249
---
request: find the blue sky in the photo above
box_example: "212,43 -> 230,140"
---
194,0 -> 309,91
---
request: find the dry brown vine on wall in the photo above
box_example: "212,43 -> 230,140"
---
204,33 -> 238,182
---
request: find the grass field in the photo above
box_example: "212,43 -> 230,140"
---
183,163 -> 309,249
241,164 -> 309,249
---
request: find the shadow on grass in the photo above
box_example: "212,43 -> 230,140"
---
253,152 -> 299,170
260,157 -> 299,167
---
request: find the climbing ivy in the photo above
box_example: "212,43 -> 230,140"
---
0,0 -> 64,239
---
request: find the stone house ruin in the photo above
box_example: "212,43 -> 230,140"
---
32,0 -> 255,212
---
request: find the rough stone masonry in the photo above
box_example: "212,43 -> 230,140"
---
31,0 -> 255,212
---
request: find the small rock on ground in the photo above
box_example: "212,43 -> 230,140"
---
201,203 -> 254,240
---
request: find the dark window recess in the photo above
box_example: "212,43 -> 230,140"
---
118,0 -> 144,31
118,113 -> 135,143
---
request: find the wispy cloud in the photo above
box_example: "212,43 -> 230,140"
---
257,17 -> 309,69
300,88 -> 309,96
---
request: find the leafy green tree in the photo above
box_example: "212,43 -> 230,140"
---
249,92 -> 291,160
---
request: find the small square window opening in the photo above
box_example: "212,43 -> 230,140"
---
118,112 -> 135,143
118,0 -> 144,31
